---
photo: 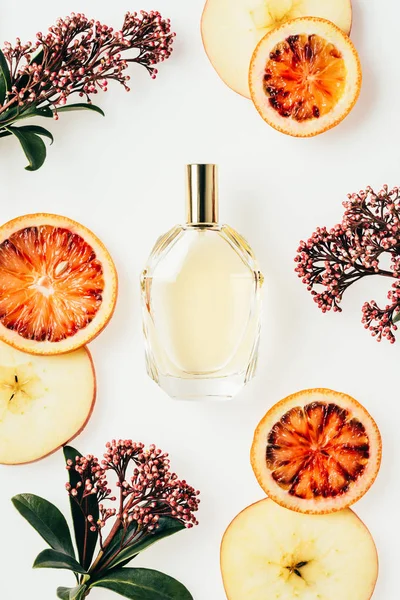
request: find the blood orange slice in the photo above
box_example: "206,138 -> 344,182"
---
249,17 -> 362,136
251,389 -> 381,513
0,214 -> 117,355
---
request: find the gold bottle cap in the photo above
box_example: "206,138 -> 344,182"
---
186,164 -> 219,225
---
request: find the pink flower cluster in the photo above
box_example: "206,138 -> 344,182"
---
66,440 -> 200,535
295,185 -> 400,343
0,11 -> 174,114
103,440 -> 200,530
66,454 -> 117,532
66,454 -> 114,500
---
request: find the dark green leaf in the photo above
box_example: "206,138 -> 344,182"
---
91,568 -> 194,600
18,104 -> 53,120
7,126 -> 47,171
31,48 -> 45,67
16,125 -> 54,144
98,521 -> 138,569
57,585 -> 87,600
0,129 -> 11,138
0,104 -> 53,125
0,49 -> 11,106
394,311 -> 400,324
56,103 -> 105,116
33,549 -> 87,574
64,446 -> 99,571
0,106 -> 21,125
72,585 -> 88,600
35,106 -> 53,118
12,494 -> 75,556
106,518 -> 185,571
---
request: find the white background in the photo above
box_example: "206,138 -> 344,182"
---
0,0 -> 398,598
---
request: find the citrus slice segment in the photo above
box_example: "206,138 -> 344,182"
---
251,389 -> 381,513
0,340 -> 96,464
201,0 -> 352,98
249,17 -> 361,136
0,214 -> 117,355
221,499 -> 378,600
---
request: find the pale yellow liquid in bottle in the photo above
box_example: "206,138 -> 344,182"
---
150,228 -> 257,375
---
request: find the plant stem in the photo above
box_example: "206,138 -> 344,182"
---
88,491 -> 134,574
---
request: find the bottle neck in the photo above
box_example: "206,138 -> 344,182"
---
185,164 -> 219,225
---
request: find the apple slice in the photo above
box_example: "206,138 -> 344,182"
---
221,499 -> 378,600
201,0 -> 353,98
0,341 -> 96,464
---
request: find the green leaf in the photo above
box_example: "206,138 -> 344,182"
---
71,585 -> 88,600
18,104 -> 53,120
56,103 -> 105,116
91,568 -> 194,600
33,549 -> 87,574
0,104 -> 53,125
16,125 -> 54,144
64,446 -> 99,571
0,105 -> 53,128
0,106 -> 21,125
7,126 -> 47,171
99,521 -> 138,569
57,585 -> 87,600
394,311 -> 400,324
31,48 -> 45,67
0,49 -> 11,106
12,494 -> 75,556
0,129 -> 11,138
106,518 -> 185,570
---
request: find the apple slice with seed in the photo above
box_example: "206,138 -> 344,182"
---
221,499 -> 378,600
0,341 -> 96,464
201,0 -> 352,98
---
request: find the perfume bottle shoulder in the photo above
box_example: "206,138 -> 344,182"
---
219,224 -> 261,274
148,225 -> 185,258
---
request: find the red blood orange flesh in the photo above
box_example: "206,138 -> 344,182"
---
251,389 -> 382,513
249,18 -> 362,137
263,33 -> 346,121
0,214 -> 117,355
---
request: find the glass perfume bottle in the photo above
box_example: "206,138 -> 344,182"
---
141,164 -> 263,400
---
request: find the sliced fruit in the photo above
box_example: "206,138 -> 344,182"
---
249,17 -> 361,137
221,499 -> 378,600
0,213 -> 117,355
251,389 -> 381,514
0,340 -> 96,464
201,0 -> 352,98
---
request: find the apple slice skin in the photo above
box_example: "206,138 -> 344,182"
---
201,0 -> 353,98
221,499 -> 378,600
0,345 -> 96,465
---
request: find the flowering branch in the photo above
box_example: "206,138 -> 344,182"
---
295,185 -> 400,343
12,441 -> 199,600
0,11 -> 175,170
66,441 -> 199,569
